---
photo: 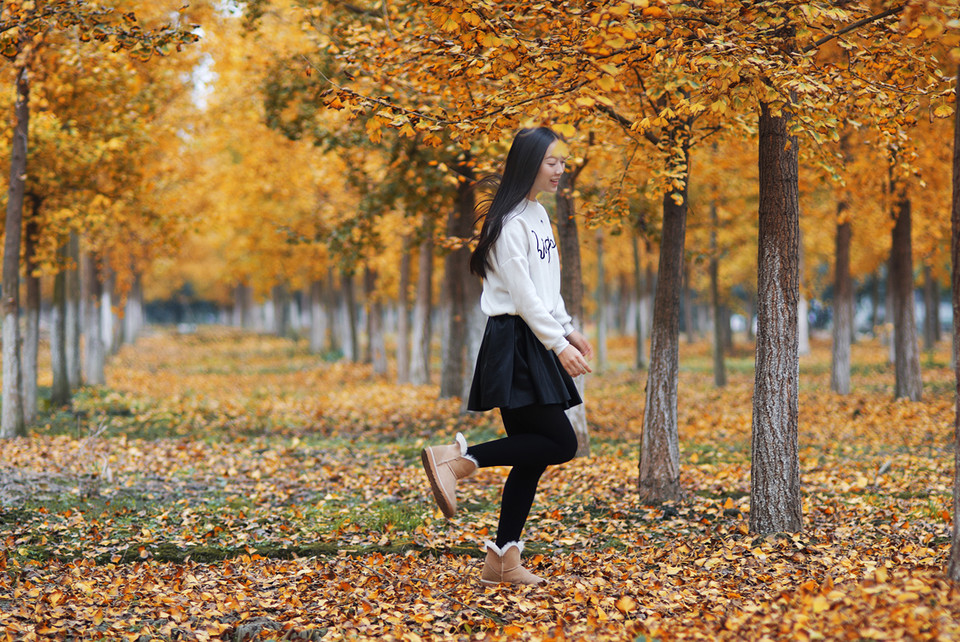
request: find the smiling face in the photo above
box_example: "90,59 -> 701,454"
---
527,139 -> 567,200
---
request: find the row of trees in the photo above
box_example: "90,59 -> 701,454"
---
0,0 -> 957,562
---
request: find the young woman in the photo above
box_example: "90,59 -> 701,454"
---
421,127 -> 593,586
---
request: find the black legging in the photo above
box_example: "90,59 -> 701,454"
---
466,403 -> 578,547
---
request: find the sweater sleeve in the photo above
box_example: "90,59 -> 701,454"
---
495,222 -> 571,355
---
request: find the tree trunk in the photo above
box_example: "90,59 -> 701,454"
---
397,238 -> 412,384
831,217 -> 853,394
595,229 -> 608,372
556,169 -> 589,456
272,282 -> 290,338
890,190 -> 922,401
439,158 -> 475,399
923,264 -> 938,352
325,269 -> 340,355
710,201 -> 727,388
124,273 -> 143,345
309,279 -> 325,354
66,230 -> 82,389
1,63 -> 29,438
410,233 -> 434,385
342,270 -> 359,361
101,264 -> 116,356
750,100 -> 802,534
638,126 -> 689,504
82,251 -> 105,386
947,65 -> 960,582
23,216 -> 39,426
365,267 -> 387,375
51,241 -> 70,406
632,234 -> 647,370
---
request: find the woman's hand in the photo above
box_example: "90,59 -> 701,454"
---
566,330 -> 594,360
559,343 -> 591,378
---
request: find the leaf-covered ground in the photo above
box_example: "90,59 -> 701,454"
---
1,327 -> 958,640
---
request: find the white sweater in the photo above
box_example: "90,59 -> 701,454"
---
480,199 -> 575,355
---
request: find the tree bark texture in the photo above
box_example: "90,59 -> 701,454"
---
638,127 -> 689,504
556,170 -> 590,456
947,67 -> 960,582
710,201 -> 727,388
51,241 -> 70,406
1,64 -> 29,438
410,234 -> 434,385
439,159 -> 475,399
831,217 -> 852,394
23,217 -> 39,426
750,101 -> 802,534
82,251 -> 105,386
890,192 -> 922,401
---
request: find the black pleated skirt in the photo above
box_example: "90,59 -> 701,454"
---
467,315 -> 582,412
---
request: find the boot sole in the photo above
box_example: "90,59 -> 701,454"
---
421,447 -> 455,519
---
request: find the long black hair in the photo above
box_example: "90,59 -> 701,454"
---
469,127 -> 561,278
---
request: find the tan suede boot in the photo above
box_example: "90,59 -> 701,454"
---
480,541 -> 545,586
421,433 -> 477,518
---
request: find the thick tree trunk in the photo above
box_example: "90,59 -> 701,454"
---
638,127 -> 689,504
831,217 -> 852,394
947,65 -> 960,582
632,234 -> 647,370
23,217 -> 39,426
51,241 -> 70,407
397,238 -> 412,384
710,200 -> 726,388
66,231 -> 82,389
890,191 -> 922,401
1,64 -> 29,438
365,267 -> 387,375
750,101 -> 802,534
82,251 -> 105,386
556,170 -> 589,456
411,234 -> 434,385
439,159 -> 475,399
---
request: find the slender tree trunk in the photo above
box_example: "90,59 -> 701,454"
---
309,279 -> 325,354
82,251 -> 105,386
710,201 -> 727,388
595,229 -> 608,372
1,63 -> 29,438
51,241 -> 70,406
397,237 -> 412,384
831,217 -> 852,394
439,158 -> 475,399
23,216 -> 39,426
750,100 -> 802,534
365,267 -> 387,375
343,270 -> 359,362
556,169 -> 590,456
947,65 -> 960,582
101,264 -> 116,356
66,231 -> 82,389
923,264 -> 938,352
632,234 -> 647,370
325,269 -> 340,355
638,125 -> 689,504
123,273 -> 143,345
411,233 -> 434,385
890,189 -> 922,401
272,282 -> 290,338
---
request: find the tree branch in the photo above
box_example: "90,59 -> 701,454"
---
802,4 -> 906,53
